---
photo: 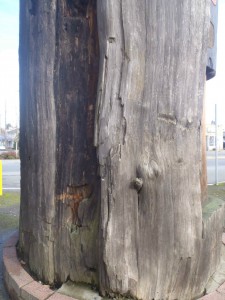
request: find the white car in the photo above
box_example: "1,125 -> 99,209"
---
0,145 -> 6,150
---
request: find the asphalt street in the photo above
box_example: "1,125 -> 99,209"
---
0,152 -> 225,189
207,151 -> 225,184
2,159 -> 20,191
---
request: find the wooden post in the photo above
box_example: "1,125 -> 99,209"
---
19,1 -> 223,299
19,0 -> 100,285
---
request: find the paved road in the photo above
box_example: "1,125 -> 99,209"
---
2,160 -> 20,190
0,152 -> 225,189
207,151 -> 225,184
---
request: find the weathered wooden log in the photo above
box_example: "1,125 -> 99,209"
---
95,1 -> 209,298
19,0 -> 100,285
19,1 -> 224,299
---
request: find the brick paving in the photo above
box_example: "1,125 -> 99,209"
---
20,281 -> 55,300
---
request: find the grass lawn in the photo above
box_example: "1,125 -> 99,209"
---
203,184 -> 225,220
208,183 -> 225,199
0,213 -> 19,229
0,192 -> 20,230
0,192 -> 20,207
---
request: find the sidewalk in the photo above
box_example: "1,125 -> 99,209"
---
0,191 -> 20,299
0,229 -> 14,299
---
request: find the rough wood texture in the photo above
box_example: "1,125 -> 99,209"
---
201,82 -> 208,203
19,0 -> 57,283
19,0 -> 100,286
53,0 -> 100,286
19,0 -> 225,299
95,1 -> 218,299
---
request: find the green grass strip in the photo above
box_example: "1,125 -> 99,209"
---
0,213 -> 19,230
0,192 -> 20,207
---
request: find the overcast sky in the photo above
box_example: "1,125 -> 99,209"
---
0,0 -> 19,128
0,0 -> 224,128
206,0 -> 225,126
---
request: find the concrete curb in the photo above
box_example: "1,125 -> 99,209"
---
3,231 -> 225,300
199,285 -> 225,300
3,231 -> 76,300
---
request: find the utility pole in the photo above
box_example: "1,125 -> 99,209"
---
4,99 -> 6,130
4,99 -> 6,148
215,103 -> 218,185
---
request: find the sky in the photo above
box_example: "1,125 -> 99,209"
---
206,0 -> 225,127
0,0 -> 19,128
0,0 -> 224,128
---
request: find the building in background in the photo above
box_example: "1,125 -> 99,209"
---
0,126 -> 19,150
206,123 -> 223,150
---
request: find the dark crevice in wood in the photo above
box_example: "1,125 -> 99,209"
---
94,55 -> 108,147
29,0 -> 37,16
89,267 -> 97,272
64,0 -> 89,17
108,37 -> 116,43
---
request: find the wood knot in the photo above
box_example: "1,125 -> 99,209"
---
108,37 -> 116,43
133,178 -> 143,192
136,160 -> 161,180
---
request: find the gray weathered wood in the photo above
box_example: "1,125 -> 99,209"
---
95,1 -> 216,299
19,1 -> 225,299
19,0 -> 100,286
